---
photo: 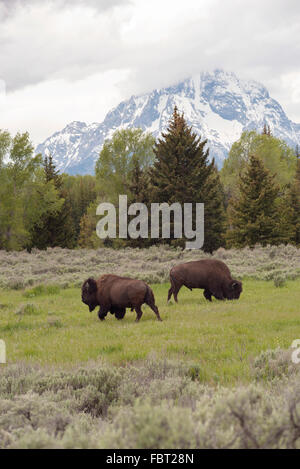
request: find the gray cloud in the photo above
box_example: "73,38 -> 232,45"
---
1,0 -> 300,142
0,0 -> 125,15
1,0 -> 299,94
117,0 -> 300,97
0,0 -> 131,89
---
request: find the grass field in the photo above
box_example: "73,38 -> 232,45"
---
1,246 -> 300,448
1,279 -> 300,385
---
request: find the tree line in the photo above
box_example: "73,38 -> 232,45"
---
0,107 -> 299,252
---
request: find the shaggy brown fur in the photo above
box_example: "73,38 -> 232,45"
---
82,274 -> 162,322
167,259 -> 242,303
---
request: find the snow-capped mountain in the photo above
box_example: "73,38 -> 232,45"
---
36,70 -> 300,174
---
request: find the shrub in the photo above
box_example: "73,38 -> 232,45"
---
273,274 -> 287,288
0,354 -> 300,449
0,245 -> 300,289
253,348 -> 298,381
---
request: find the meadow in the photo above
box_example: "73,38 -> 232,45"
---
0,245 -> 300,448
1,279 -> 300,384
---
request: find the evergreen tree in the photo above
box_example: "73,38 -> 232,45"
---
150,107 -> 225,252
227,154 -> 282,247
262,123 -> 271,136
61,174 -> 97,242
221,130 -> 297,203
30,156 -> 76,249
202,167 -> 226,253
43,155 -> 62,188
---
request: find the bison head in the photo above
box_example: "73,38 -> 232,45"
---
81,278 -> 98,312
226,280 -> 243,300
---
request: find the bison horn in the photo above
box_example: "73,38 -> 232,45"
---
86,277 -> 97,293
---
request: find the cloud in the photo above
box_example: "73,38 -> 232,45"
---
0,0 -> 125,16
1,70 -> 129,144
1,0 -> 300,93
115,0 -> 300,96
0,0 -> 300,142
0,0 -> 132,89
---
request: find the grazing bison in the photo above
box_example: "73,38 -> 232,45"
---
167,259 -> 242,303
82,274 -> 162,322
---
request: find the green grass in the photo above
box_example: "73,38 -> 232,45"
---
0,279 -> 300,385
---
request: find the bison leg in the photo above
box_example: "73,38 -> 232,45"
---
167,287 -> 173,302
115,308 -> 126,320
169,275 -> 182,303
172,284 -> 182,303
203,289 -> 212,302
144,286 -> 163,321
149,303 -> 162,322
98,306 -> 109,321
134,306 -> 143,323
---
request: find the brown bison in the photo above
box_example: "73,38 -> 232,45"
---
82,274 -> 162,322
167,259 -> 242,303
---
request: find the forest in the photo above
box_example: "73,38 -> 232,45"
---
0,108 -> 299,252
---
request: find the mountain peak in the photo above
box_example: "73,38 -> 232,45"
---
36,70 -> 300,175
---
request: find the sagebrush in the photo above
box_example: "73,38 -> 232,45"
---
0,350 -> 300,449
0,244 -> 299,290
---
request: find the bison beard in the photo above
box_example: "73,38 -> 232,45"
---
82,274 -> 162,322
167,259 -> 242,303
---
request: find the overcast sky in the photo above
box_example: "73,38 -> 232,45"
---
1,0 -> 300,145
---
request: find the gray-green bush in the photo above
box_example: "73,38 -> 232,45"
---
0,244 -> 299,290
0,350 -> 300,449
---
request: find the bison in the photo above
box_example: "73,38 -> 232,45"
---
167,259 -> 242,303
82,274 -> 162,322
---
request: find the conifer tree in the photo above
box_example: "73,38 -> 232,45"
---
44,155 -> 62,187
202,167 -> 226,253
150,107 -> 225,252
262,123 -> 271,136
31,156 -> 76,248
227,154 -> 282,247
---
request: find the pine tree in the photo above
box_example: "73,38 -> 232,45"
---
150,107 -> 225,252
227,154 -> 282,247
202,167 -> 226,253
262,123 -> 271,136
31,156 -> 76,248
43,155 -> 62,188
